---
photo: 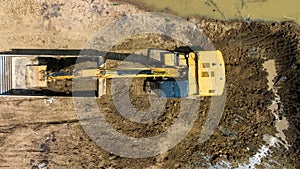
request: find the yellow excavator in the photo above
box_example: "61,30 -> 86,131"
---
25,49 -> 225,98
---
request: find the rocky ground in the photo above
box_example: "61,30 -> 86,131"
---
0,0 -> 299,168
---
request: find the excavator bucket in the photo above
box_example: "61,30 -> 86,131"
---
25,65 -> 48,88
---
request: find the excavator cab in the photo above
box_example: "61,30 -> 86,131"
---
159,50 -> 225,97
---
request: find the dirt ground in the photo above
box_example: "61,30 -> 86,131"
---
0,0 -> 299,168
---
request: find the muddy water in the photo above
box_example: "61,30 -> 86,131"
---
263,60 -> 290,149
263,60 -> 276,90
140,0 -> 300,24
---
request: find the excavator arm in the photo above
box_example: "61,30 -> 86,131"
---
41,67 -> 184,81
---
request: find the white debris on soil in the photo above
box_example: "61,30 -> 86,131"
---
199,154 -> 233,169
37,161 -> 48,169
44,97 -> 54,105
237,134 -> 284,169
201,135 -> 287,169
209,160 -> 232,169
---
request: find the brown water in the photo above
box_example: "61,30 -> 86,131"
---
263,60 -> 276,90
263,60 -> 290,149
140,0 -> 300,24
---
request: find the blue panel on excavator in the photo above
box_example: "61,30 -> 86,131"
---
160,80 -> 188,98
